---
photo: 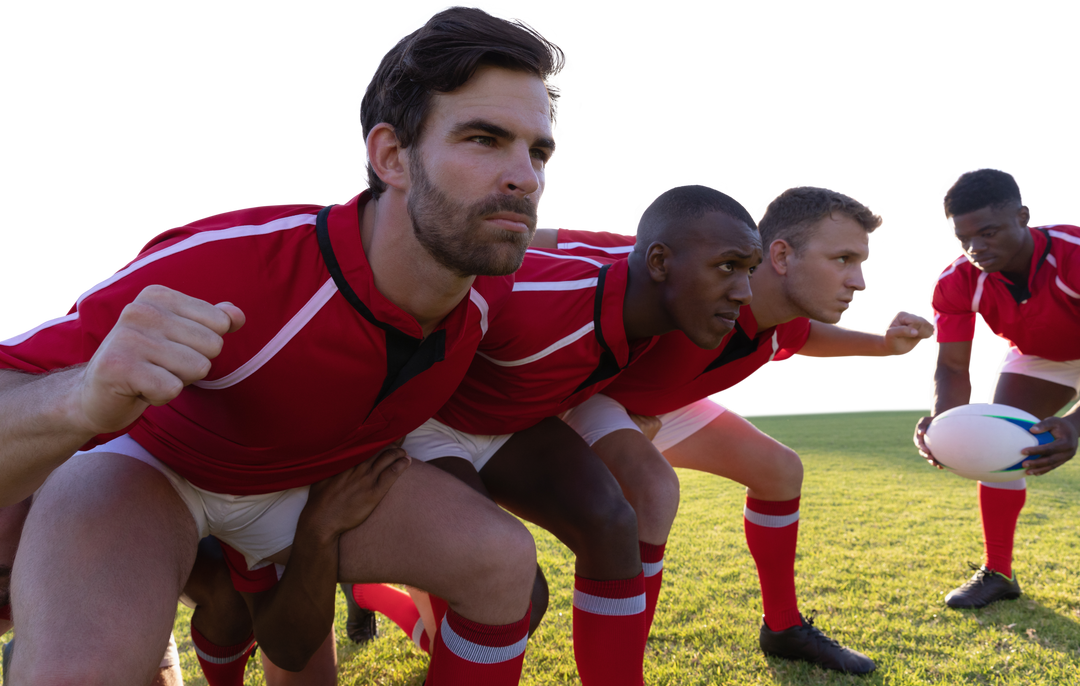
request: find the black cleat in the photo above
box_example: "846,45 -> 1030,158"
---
759,613 -> 876,674
341,583 -> 378,644
944,563 -> 1021,609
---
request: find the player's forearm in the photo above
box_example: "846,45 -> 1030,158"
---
247,533 -> 339,672
0,369 -> 100,505
932,365 -> 971,416
798,322 -> 890,357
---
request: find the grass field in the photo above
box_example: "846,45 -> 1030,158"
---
64,411 -> 1080,684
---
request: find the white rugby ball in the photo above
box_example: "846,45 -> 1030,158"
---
924,403 -> 1053,482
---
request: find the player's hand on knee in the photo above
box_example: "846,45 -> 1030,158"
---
72,285 -> 245,434
629,413 -> 662,442
913,416 -> 943,468
883,312 -> 934,355
301,447 -> 411,543
1021,417 -> 1078,476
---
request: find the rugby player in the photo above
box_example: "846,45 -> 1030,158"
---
914,169 -> 1080,609
401,185 -> 761,685
0,8 -> 563,684
533,186 -> 934,674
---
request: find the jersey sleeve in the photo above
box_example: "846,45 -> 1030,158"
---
555,229 -> 635,259
771,317 -> 812,361
932,258 -> 977,344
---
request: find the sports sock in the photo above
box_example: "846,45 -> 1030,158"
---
190,625 -> 256,686
744,495 -> 801,632
572,573 -> 646,686
352,583 -> 428,652
639,541 -> 665,638
425,605 -> 530,686
427,594 -> 450,648
979,479 -> 1026,578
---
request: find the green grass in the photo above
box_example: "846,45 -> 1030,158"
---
65,411 -> 1080,684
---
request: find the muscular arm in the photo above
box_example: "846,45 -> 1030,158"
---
241,449 -> 409,671
0,369 -> 100,504
798,312 -> 934,357
913,340 -> 973,464
0,286 -> 244,506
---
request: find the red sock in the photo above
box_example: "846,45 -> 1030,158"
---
426,605 -> 530,686
190,625 -> 256,686
572,573 -> 646,686
352,583 -> 427,650
744,496 -> 801,632
979,480 -> 1026,578
639,541 -> 665,638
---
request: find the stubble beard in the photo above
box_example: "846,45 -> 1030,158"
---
407,152 -> 536,278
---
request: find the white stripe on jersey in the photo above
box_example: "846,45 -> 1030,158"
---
0,213 -> 320,347
469,288 -> 490,336
767,331 -> 780,362
1049,229 -> 1080,246
557,241 -> 633,255
1055,276 -> 1080,299
524,248 -> 606,268
938,256 -> 967,281
477,322 -> 595,367
194,278 -> 338,390
972,272 -> 988,312
1047,254 -> 1058,267
513,278 -> 598,292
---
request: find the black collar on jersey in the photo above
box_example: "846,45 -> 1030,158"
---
569,263 -> 626,396
316,205 -> 445,408
700,321 -> 759,376
1001,227 -> 1053,305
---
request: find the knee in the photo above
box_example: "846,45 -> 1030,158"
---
749,446 -> 803,501
569,491 -> 639,552
471,514 -> 537,592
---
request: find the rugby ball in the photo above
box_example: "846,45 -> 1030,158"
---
924,403 -> 1054,482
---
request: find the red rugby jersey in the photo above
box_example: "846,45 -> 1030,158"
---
0,193 -> 511,493
933,225 -> 1080,362
435,249 -> 654,434
554,228 -> 811,416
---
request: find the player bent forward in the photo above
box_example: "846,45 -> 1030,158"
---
537,186 -> 933,674
0,8 -> 564,684
914,169 -> 1080,609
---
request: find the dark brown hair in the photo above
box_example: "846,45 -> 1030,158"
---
361,7 -> 564,198
758,187 -> 881,252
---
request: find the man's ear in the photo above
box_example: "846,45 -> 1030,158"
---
1017,205 -> 1031,228
367,123 -> 409,192
645,242 -> 671,283
770,238 -> 793,275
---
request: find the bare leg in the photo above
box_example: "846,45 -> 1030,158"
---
262,630 -> 337,686
663,411 -> 802,501
336,459 -> 535,625
590,429 -> 679,545
993,372 -> 1076,418
11,453 -> 199,685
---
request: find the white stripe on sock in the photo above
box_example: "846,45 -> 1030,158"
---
412,618 -> 427,651
572,589 -> 646,616
744,506 -> 799,528
193,638 -> 255,665
439,617 -> 528,664
979,478 -> 1027,491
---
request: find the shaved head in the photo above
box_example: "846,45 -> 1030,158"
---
635,185 -> 757,254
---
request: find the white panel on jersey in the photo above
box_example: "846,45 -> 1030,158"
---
194,278 -> 337,390
477,322 -> 595,367
513,278 -> 598,292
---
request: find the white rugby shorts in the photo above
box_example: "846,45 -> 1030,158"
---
402,418 -> 513,472
562,394 -> 726,453
998,346 -> 1080,393
77,435 -> 305,573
